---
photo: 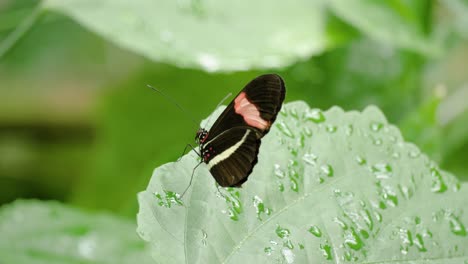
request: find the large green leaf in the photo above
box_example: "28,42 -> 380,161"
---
0,200 -> 153,264
42,0 -> 327,72
328,0 -> 441,56
138,101 -> 468,263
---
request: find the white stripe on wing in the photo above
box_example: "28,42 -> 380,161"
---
207,130 -> 250,169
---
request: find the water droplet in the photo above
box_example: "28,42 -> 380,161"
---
400,245 -> 408,255
275,225 -> 291,238
398,228 -> 413,248
302,153 -> 317,166
283,239 -> 294,249
305,109 -> 325,123
398,184 -> 413,200
362,209 -> 374,231
409,150 -> 420,158
289,108 -> 299,119
430,168 -> 447,193
326,125 -> 337,133
382,188 -> 398,207
308,225 -> 322,237
302,126 -> 313,137
297,133 -> 305,148
278,182 -> 285,192
288,145 -> 299,157
344,250 -> 352,261
346,124 -> 354,136
373,138 -> 383,145
289,168 -> 299,179
355,156 -> 367,165
154,190 -> 183,208
289,177 -> 299,192
414,233 -> 427,252
320,243 -> 333,260
371,163 -> 393,179
281,248 -> 295,264
370,122 -> 383,132
333,217 -> 348,230
374,211 -> 383,222
446,214 -> 467,237
276,121 -> 294,138
320,164 -> 334,177
414,216 -> 421,225
344,227 -> 363,250
274,164 -> 285,178
201,230 -> 208,246
222,188 -> 242,221
253,195 -> 271,221
359,229 -> 369,239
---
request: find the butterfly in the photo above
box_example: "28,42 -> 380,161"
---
194,74 -> 286,187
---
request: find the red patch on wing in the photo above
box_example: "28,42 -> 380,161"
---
234,92 -> 269,130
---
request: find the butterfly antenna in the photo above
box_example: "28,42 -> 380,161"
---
147,84 -> 198,127
180,161 -> 203,198
204,92 -> 232,128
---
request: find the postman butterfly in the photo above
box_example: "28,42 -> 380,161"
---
193,74 -> 285,188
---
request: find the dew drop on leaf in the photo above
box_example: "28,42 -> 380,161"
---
276,121 -> 295,138
430,168 -> 447,193
201,229 -> 208,246
344,227 -> 363,251
308,225 -> 322,237
346,124 -> 354,136
320,243 -> 333,260
333,217 -> 348,230
305,109 -> 325,123
370,122 -> 383,132
274,164 -> 285,178
446,213 -> 467,237
371,163 -> 393,179
326,125 -> 337,133
275,225 -> 291,239
414,233 -> 427,252
264,247 -> 273,256
320,164 -> 334,177
355,155 -> 367,165
302,153 -> 317,166
281,248 -> 295,264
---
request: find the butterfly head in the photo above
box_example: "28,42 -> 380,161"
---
195,128 -> 209,144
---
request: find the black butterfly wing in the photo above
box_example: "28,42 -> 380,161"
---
202,127 -> 262,187
205,74 -> 285,141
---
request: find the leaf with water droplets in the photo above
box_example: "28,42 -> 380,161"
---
0,200 -> 153,264
138,101 -> 468,263
43,0 -> 327,72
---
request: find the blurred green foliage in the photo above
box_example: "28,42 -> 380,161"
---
0,0 -> 467,219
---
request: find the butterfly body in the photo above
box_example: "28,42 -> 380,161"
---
196,74 -> 285,187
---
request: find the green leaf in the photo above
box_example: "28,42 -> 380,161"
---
0,200 -> 153,264
329,0 -> 441,56
138,101 -> 468,263
42,0 -> 327,72
440,0 -> 468,38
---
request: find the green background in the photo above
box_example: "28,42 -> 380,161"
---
1,0 -> 467,220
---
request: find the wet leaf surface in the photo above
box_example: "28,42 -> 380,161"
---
138,101 -> 468,263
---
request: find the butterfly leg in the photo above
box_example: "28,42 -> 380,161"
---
177,144 -> 200,161
180,161 -> 203,198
